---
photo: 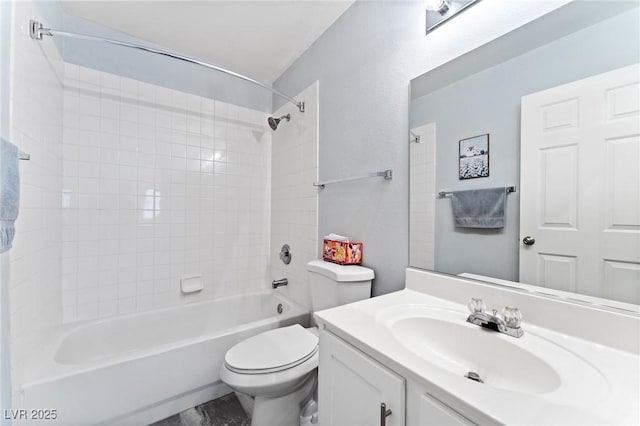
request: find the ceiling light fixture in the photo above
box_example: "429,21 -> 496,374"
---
426,0 -> 481,34
425,0 -> 451,14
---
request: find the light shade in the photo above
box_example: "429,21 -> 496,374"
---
426,0 -> 481,34
425,0 -> 450,12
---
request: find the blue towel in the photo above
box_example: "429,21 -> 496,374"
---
451,187 -> 506,229
0,138 -> 20,253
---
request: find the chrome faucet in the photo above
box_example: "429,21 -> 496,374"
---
466,298 -> 523,338
272,278 -> 288,289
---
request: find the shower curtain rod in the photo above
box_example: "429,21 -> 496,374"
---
29,20 -> 305,113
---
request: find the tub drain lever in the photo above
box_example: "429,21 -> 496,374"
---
465,371 -> 484,383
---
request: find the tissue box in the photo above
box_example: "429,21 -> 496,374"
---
322,239 -> 363,265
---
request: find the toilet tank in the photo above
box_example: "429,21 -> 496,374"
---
307,260 -> 374,312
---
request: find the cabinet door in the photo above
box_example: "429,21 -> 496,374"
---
318,330 -> 405,426
419,393 -> 475,426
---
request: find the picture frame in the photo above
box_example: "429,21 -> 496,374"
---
459,134 -> 489,179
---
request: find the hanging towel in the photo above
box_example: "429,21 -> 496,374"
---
451,187 -> 506,229
0,138 -> 20,253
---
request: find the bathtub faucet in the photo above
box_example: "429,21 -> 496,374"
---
272,278 -> 288,289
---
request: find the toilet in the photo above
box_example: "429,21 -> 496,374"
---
219,260 -> 374,426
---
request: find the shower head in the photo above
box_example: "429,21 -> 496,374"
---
268,114 -> 290,131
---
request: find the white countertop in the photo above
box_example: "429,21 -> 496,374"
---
314,288 -> 640,425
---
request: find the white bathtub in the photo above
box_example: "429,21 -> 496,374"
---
18,291 -> 309,425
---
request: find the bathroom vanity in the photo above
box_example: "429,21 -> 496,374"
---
314,269 -> 640,426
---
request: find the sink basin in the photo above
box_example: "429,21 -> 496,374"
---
377,305 -> 607,397
391,315 -> 560,394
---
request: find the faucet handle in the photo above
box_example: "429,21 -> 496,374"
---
502,306 -> 522,328
467,298 -> 486,314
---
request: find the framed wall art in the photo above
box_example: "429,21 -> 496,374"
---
459,134 -> 489,179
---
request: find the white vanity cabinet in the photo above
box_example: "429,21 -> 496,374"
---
419,394 -> 475,425
318,328 -> 479,426
406,381 -> 478,426
315,273 -> 640,426
318,329 -> 405,426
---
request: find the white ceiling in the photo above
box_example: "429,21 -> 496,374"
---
60,1 -> 354,83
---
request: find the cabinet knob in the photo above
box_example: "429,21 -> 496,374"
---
380,402 -> 392,426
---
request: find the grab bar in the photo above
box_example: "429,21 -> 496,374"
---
314,169 -> 393,189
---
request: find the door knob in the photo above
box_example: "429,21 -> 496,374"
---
522,236 -> 535,246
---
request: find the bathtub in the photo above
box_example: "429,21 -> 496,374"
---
18,291 -> 309,425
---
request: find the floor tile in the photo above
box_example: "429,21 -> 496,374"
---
149,393 -> 250,426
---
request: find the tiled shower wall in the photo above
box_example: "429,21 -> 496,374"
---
409,122 -> 436,270
62,64 -> 271,322
270,82 -> 318,310
8,1 -> 64,397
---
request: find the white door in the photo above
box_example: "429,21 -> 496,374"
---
520,64 -> 640,303
317,330 -> 405,426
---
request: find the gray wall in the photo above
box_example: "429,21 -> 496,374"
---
410,8 -> 640,280
273,2 -> 420,295
273,1 -> 639,294
46,4 -> 272,112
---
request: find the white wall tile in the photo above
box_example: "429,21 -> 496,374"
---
270,82 -> 319,310
61,65 -> 272,321
8,0 -> 64,400
409,123 -> 436,270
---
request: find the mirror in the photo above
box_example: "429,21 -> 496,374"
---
409,1 -> 640,310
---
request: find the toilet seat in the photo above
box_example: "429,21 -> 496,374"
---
220,326 -> 319,398
224,324 -> 319,375
226,346 -> 318,374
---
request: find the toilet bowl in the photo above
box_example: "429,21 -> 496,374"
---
220,261 -> 374,425
219,324 -> 319,426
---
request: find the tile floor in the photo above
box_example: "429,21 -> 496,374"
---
149,393 -> 250,426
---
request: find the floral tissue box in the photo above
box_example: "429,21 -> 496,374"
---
322,239 -> 363,265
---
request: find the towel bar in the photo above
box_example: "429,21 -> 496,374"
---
438,186 -> 516,198
314,169 -> 392,189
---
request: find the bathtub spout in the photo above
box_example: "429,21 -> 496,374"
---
272,278 -> 288,289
